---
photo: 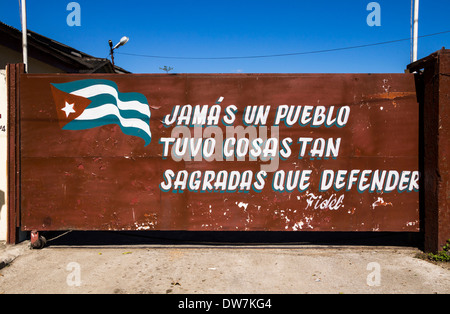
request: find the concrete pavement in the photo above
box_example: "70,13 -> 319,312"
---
0,239 -> 449,294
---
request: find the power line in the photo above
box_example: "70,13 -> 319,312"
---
117,30 -> 450,60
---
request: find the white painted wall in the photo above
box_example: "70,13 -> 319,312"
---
0,69 -> 7,241
0,45 -> 61,74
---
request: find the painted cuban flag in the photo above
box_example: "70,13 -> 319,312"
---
51,79 -> 151,146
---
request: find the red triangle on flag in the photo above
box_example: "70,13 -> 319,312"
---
51,84 -> 92,128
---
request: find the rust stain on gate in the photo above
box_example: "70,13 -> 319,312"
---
18,73 -> 420,232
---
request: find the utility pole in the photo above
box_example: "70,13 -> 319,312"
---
21,0 -> 28,72
412,0 -> 419,62
109,40 -> 115,67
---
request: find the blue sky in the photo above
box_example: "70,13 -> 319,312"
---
1,0 -> 449,73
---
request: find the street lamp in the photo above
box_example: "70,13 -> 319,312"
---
109,36 -> 129,67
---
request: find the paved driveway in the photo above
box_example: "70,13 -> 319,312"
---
0,241 -> 449,294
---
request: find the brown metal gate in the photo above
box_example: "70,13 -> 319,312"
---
10,71 -> 421,237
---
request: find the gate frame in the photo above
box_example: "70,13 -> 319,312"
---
408,48 -> 450,252
6,63 -> 24,245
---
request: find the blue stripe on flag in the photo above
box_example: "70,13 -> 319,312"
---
63,115 -> 152,146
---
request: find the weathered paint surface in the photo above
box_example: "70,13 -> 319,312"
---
19,73 -> 420,232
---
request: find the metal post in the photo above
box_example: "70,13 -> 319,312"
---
21,0 -> 28,72
109,40 -> 115,67
413,0 -> 419,62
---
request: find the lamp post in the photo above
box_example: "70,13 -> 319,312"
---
109,36 -> 129,67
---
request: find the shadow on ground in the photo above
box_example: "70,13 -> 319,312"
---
38,230 -> 423,248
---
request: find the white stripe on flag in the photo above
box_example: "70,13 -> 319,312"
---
76,103 -> 151,137
70,84 -> 150,117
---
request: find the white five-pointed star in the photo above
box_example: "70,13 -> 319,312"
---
61,101 -> 76,117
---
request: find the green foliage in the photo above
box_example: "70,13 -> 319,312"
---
428,239 -> 450,262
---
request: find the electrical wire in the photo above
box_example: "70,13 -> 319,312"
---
116,30 -> 450,60
45,230 -> 73,242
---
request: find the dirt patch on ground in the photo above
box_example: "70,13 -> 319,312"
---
414,251 -> 450,271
